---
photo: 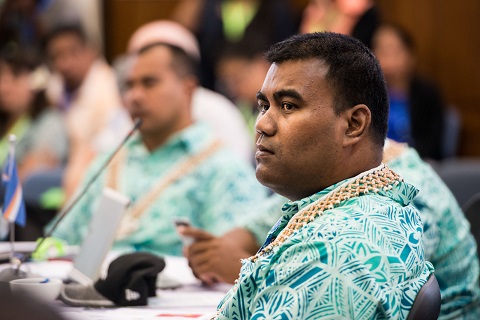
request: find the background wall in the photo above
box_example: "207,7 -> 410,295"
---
375,0 -> 480,157
103,0 -> 480,156
103,0 -> 179,58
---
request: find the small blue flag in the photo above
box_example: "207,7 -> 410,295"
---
2,153 -> 26,227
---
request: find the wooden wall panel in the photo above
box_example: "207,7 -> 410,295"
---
103,0 -> 179,61
376,0 -> 480,156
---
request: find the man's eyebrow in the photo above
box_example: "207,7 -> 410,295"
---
256,89 -> 303,102
141,75 -> 158,81
256,91 -> 268,101
273,89 -> 303,102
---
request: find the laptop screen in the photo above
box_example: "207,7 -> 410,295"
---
69,188 -> 130,285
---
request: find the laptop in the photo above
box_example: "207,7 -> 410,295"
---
68,188 -> 130,285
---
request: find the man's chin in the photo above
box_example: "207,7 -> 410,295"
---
137,125 -> 154,136
65,79 -> 82,91
255,166 -> 277,189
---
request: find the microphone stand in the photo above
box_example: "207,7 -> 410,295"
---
0,136 -> 30,282
13,118 -> 142,275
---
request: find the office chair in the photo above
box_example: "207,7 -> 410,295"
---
463,192 -> 480,256
407,274 -> 441,320
435,159 -> 480,207
442,105 -> 461,159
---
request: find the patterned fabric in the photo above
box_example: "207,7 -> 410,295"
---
241,145 -> 480,319
48,123 -> 267,256
388,147 -> 480,319
241,193 -> 287,245
216,168 -> 433,319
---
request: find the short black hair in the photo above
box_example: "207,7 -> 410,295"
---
136,41 -> 199,79
42,23 -> 88,50
265,32 -> 389,146
0,44 -> 49,132
0,42 -> 42,74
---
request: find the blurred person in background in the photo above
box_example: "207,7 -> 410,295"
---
300,0 -> 336,34
172,0 -> 299,90
300,0 -> 380,48
0,0 -> 45,49
372,23 -> 446,160
46,39 -> 267,257
0,44 -> 68,240
127,20 -> 253,162
0,45 -> 67,181
44,23 -> 129,201
0,0 -> 81,49
215,40 -> 270,138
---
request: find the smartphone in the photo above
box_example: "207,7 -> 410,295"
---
173,217 -> 194,247
173,216 -> 191,228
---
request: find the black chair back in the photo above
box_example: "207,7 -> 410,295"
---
435,159 -> 480,207
463,192 -> 480,256
407,274 -> 441,320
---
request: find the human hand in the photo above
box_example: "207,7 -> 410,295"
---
179,226 -> 252,286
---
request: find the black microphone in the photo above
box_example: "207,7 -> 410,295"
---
35,118 -> 143,258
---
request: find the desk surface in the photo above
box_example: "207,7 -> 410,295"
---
1,254 -> 231,320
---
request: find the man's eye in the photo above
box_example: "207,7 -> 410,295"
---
257,102 -> 269,113
143,78 -> 158,88
282,102 -> 294,110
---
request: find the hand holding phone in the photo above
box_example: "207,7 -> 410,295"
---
173,217 -> 194,247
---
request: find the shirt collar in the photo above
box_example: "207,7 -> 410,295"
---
280,164 -> 418,220
127,122 -> 212,157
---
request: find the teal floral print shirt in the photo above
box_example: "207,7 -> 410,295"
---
48,123 -> 267,256
216,166 -> 433,319
388,146 -> 480,319
243,144 -> 480,319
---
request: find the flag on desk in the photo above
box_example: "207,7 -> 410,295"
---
1,152 -> 26,227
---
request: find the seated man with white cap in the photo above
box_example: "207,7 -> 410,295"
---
127,20 -> 253,163
47,25 -> 267,257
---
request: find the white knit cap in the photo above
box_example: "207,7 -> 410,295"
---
127,20 -> 200,60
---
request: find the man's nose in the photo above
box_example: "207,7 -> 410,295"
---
255,109 -> 277,138
124,86 -> 142,107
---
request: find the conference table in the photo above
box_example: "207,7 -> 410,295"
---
0,243 -> 231,320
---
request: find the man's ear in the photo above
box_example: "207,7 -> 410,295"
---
343,104 -> 371,147
182,75 -> 198,96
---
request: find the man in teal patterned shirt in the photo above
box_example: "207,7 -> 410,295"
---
205,32 -> 433,319
185,139 -> 480,319
384,141 -> 480,319
47,41 -> 267,256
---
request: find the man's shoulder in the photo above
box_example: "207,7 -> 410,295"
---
389,148 -> 462,218
290,194 -> 423,248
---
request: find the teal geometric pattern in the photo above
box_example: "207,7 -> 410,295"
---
216,168 -> 434,319
47,123 -> 268,257
388,147 -> 480,319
